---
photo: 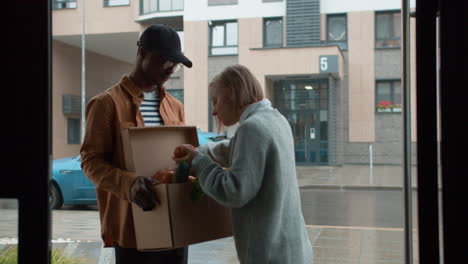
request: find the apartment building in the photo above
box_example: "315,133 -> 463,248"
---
52,0 -> 416,166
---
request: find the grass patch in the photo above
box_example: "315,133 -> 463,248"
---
0,245 -> 87,264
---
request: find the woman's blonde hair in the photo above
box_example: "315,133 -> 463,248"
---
209,64 -> 264,132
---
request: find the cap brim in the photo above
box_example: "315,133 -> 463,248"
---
165,52 -> 192,68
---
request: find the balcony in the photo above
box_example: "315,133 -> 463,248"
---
140,0 -> 183,15
138,0 -> 184,29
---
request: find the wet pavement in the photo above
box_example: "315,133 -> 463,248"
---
1,190 -> 420,263
300,189 -> 419,228
296,164 -> 419,189
0,164 -> 422,263
0,224 -> 419,264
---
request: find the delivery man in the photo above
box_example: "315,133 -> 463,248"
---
80,24 -> 192,264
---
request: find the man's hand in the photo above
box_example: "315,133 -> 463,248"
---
129,176 -> 159,211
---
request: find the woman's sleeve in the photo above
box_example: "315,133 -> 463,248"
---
192,123 -> 268,208
196,139 -> 232,168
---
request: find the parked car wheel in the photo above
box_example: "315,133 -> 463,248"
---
49,182 -> 63,210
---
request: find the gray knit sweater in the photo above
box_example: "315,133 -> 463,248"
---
192,99 -> 313,264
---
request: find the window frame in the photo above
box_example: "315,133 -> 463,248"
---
167,89 -> 184,104
375,79 -> 402,113
67,118 -> 81,144
209,20 -> 239,56
52,0 -> 77,10
326,13 -> 348,50
375,10 -> 401,49
104,0 -> 130,8
263,17 -> 284,48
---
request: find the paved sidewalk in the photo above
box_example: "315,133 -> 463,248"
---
1,164 -> 422,263
297,164 -> 419,189
0,226 -> 419,264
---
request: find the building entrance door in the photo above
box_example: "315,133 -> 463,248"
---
274,79 -> 329,165
292,110 -> 322,163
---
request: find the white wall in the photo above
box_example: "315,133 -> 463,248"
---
137,10 -> 184,21
184,0 -> 416,21
321,0 -> 416,14
178,32 -> 184,52
184,0 -> 285,21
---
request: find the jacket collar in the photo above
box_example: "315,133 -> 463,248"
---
240,99 -> 273,123
120,75 -> 166,99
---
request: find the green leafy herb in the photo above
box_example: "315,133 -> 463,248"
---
191,178 -> 205,201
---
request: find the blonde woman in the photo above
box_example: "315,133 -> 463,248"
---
173,64 -> 313,264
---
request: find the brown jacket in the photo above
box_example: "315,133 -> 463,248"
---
80,75 -> 185,248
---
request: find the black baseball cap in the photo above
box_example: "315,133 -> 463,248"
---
137,24 -> 192,68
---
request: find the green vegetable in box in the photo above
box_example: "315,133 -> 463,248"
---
173,161 -> 190,183
191,177 -> 205,201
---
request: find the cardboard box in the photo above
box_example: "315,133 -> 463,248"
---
121,126 -> 233,250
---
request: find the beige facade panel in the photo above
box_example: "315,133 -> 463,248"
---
264,78 -> 274,103
321,14 -> 326,42
239,18 -> 344,89
183,21 -> 209,131
53,41 -> 81,159
52,40 -> 132,159
53,0 -> 141,36
239,18 -> 263,53
347,11 -> 375,142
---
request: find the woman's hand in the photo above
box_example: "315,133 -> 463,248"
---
173,144 -> 198,165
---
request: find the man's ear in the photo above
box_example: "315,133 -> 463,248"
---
137,47 -> 147,59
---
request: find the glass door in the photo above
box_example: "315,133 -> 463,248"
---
275,79 -> 329,165
287,109 -> 321,163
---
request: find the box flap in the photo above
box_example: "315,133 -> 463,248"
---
131,184 -> 173,250
123,126 -> 232,250
123,126 -> 199,177
168,182 -> 233,248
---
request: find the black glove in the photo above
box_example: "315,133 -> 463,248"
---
130,176 -> 159,211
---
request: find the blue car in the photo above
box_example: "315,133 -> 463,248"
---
49,129 -> 223,209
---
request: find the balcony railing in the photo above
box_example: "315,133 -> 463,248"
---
104,0 -> 130,7
140,0 -> 184,15
52,0 -> 77,10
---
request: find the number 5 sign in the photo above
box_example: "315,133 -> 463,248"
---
319,55 -> 338,73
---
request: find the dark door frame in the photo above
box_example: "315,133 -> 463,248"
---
2,0 -> 466,263
416,0 -> 467,263
437,0 -> 467,262
3,1 -> 51,263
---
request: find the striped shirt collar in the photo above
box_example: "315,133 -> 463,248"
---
121,75 -> 166,99
142,90 -> 160,99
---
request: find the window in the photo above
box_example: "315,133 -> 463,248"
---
67,118 -> 80,144
167,89 -> 184,103
327,14 -> 347,50
375,11 -> 401,48
140,0 -> 184,15
104,0 -> 130,7
376,80 -> 402,112
52,0 -> 77,10
209,21 -> 238,55
264,17 -> 283,48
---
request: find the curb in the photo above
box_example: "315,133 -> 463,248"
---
299,185 -> 421,191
